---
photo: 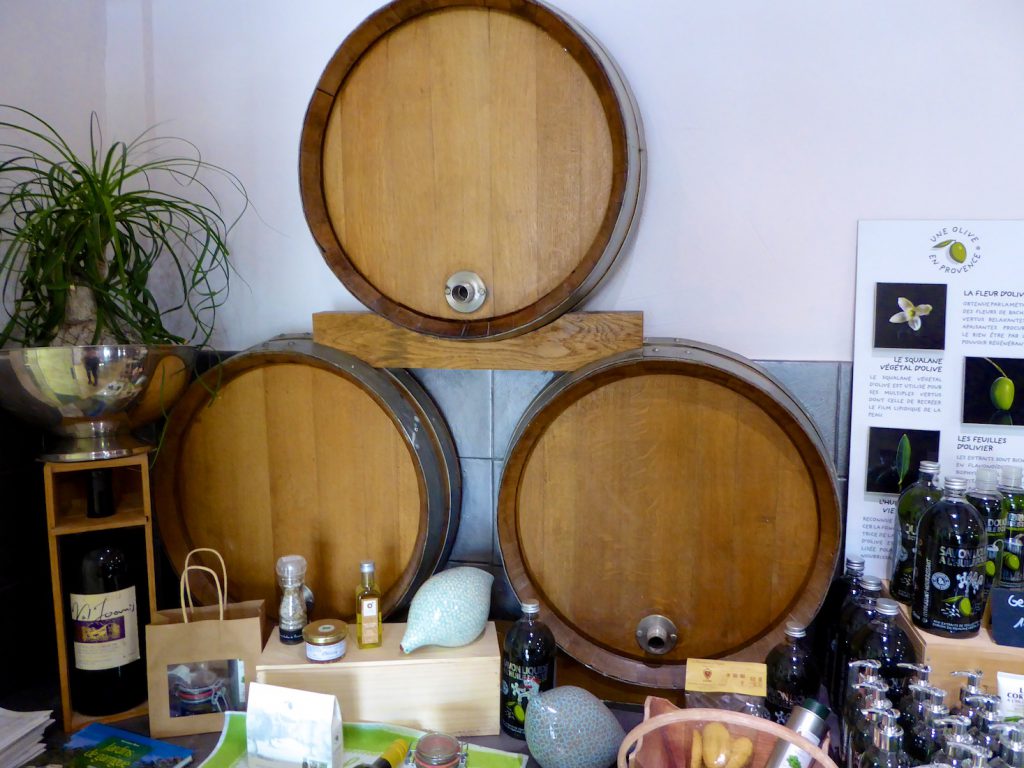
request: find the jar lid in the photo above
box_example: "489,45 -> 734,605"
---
302,620 -> 348,646
360,560 -> 376,573
414,732 -> 461,764
784,620 -> 807,638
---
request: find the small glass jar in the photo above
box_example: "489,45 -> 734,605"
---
413,732 -> 464,767
302,620 -> 348,663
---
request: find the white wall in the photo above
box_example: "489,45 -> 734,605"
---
0,1 -> 106,150
14,1 -> 1024,359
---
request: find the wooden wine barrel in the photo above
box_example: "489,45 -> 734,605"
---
497,339 -> 842,688
300,0 -> 644,340
154,337 -> 460,620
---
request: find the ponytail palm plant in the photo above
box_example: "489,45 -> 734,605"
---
0,106 -> 247,347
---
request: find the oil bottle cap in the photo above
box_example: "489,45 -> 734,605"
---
920,460 -> 941,474
784,620 -> 807,638
876,598 -> 900,616
945,477 -> 969,493
861,575 -> 883,591
1001,465 -> 1024,489
847,554 -> 866,574
521,599 -> 540,615
974,467 -> 1000,492
360,560 -> 376,573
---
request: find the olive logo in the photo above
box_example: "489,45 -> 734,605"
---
933,239 -> 968,264
985,358 -> 1016,412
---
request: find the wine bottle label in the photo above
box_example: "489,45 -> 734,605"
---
70,586 -> 140,671
500,659 -> 553,738
359,597 -> 379,644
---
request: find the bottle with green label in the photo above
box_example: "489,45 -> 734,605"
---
500,599 -> 555,739
911,477 -> 987,638
999,466 -> 1024,586
966,467 -> 1004,607
891,461 -> 942,604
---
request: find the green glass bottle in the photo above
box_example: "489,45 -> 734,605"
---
891,461 -> 942,604
967,467 -> 1005,607
911,477 -> 987,638
999,466 -> 1024,586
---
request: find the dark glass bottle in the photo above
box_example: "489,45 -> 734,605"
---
766,621 -> 819,725
967,467 -> 1005,608
999,466 -> 1024,586
891,461 -> 942,604
500,599 -> 555,739
67,533 -> 147,716
898,682 -> 932,740
906,686 -> 950,765
858,708 -> 910,768
834,575 -> 883,708
848,599 -> 917,703
844,681 -> 890,766
911,477 -> 987,638
966,694 -> 1003,756
821,555 -> 865,707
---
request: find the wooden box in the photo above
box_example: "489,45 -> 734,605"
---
255,622 -> 500,736
896,603 -> 1024,694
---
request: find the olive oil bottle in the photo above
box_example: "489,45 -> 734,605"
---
967,466 -> 1004,607
911,477 -> 987,638
891,461 -> 942,604
355,560 -> 382,649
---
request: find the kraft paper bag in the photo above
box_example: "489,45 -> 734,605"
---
146,548 -> 268,738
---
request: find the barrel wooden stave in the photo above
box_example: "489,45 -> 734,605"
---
497,341 -> 841,687
155,339 -> 460,620
301,0 -> 644,339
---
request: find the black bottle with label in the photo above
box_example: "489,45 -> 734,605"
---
891,461 -> 942,604
911,477 -> 987,638
65,531 -> 148,716
966,467 -> 1004,608
765,621 -> 819,725
847,598 -> 917,703
500,599 -> 555,739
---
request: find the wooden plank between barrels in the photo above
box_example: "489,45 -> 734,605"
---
311,311 -> 643,370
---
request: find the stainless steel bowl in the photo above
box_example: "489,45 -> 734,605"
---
0,344 -> 196,461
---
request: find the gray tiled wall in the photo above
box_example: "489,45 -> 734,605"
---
411,360 -> 854,619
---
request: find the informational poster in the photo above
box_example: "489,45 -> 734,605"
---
848,220 -> 1024,577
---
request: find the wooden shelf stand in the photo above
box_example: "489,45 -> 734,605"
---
44,454 -> 157,732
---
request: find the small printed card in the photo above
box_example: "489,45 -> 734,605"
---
246,683 -> 342,768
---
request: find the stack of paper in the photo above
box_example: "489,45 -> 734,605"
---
0,707 -> 53,768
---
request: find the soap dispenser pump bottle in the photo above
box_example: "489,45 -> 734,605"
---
859,708 -> 911,768
907,686 -> 951,765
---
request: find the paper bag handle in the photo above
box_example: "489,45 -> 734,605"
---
179,565 -> 225,623
182,548 -> 228,603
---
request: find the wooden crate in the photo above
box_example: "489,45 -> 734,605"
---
256,622 -> 500,736
896,602 -> 1024,695
44,454 -> 157,732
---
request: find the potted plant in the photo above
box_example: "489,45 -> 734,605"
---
0,105 -> 247,347
0,106 -> 248,460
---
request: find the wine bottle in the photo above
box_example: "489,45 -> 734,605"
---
500,599 -> 555,739
67,534 -> 147,715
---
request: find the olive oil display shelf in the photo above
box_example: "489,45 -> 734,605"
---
44,453 -> 157,732
895,601 -> 1024,695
